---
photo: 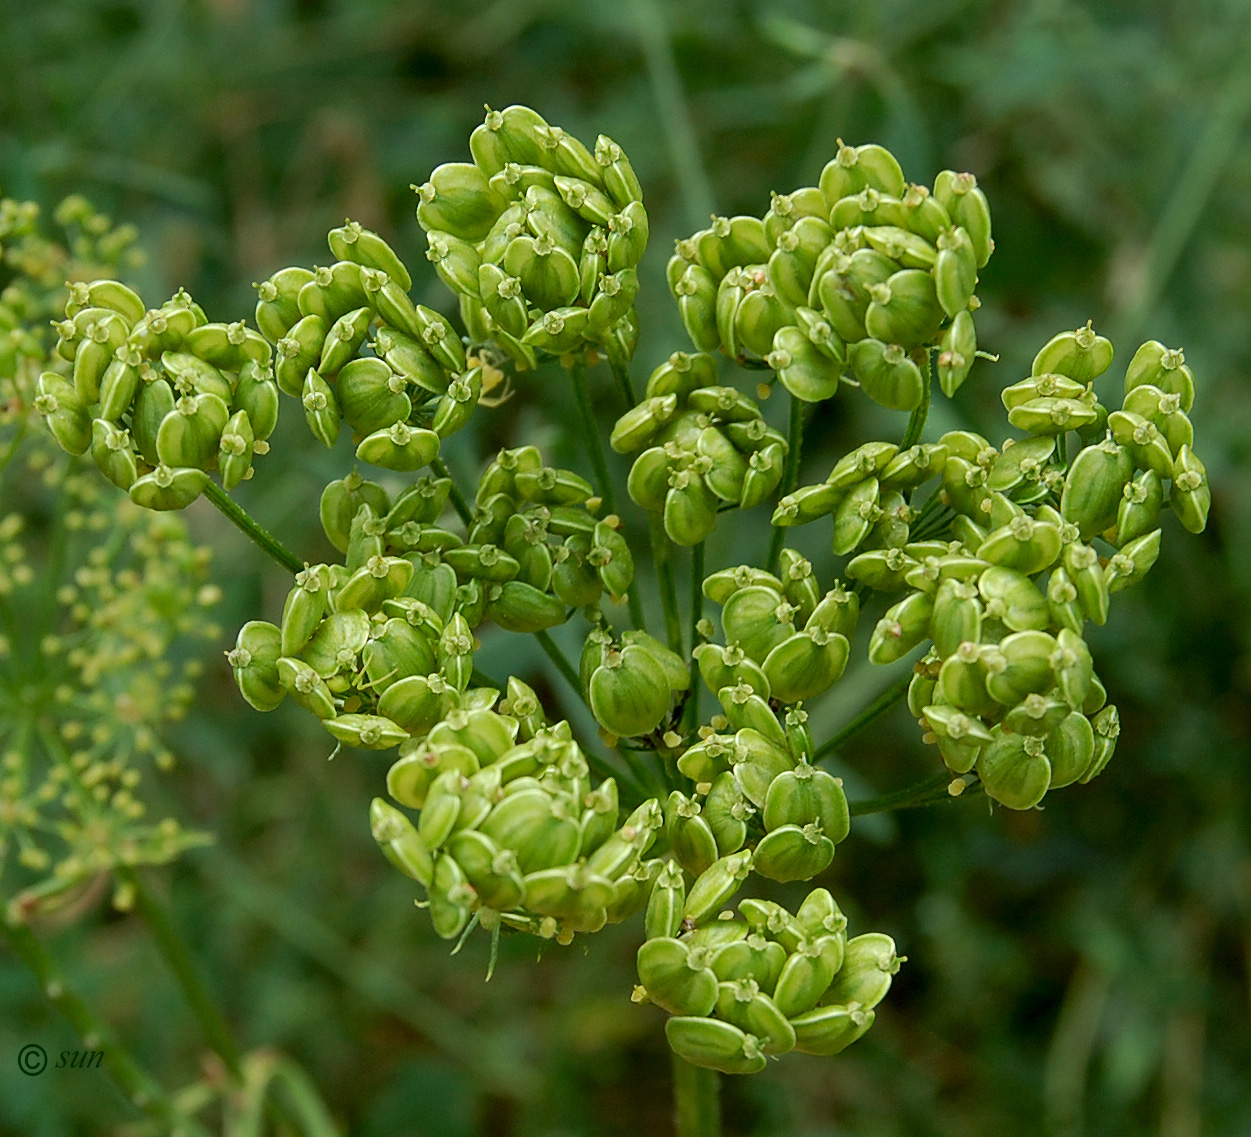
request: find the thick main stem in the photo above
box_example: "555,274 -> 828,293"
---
116,866 -> 242,1079
0,912 -> 212,1137
202,481 -> 303,574
765,393 -> 805,574
672,1054 -> 721,1137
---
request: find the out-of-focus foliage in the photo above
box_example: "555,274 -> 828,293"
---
1,0 -> 1248,1134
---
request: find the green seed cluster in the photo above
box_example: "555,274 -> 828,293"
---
667,141 -> 992,407
769,322 -> 1209,809
363,627 -> 899,1075
414,105 -> 647,368
639,888 -> 900,1074
31,113 -> 1216,1085
692,551 -> 857,706
321,448 -> 633,632
611,351 -> 788,546
458,446 -> 635,628
374,699 -> 665,944
37,280 -> 278,507
256,223 -> 491,469
627,689 -> 899,1074
233,447 -> 638,749
229,555 -> 472,752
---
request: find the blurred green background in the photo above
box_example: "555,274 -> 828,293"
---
2,0 -> 1251,1133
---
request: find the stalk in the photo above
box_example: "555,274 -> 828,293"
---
534,630 -> 584,698
813,669 -> 914,764
909,485 -> 953,542
765,393 -> 804,574
609,359 -> 638,406
568,360 -> 647,631
227,1049 -> 342,1137
672,1054 -> 721,1137
566,360 -> 617,515
0,911 -> 212,1137
430,457 -> 474,526
115,866 -> 242,1079
686,541 -> 705,728
849,771 -> 979,816
651,516 -> 684,655
202,481 -> 303,574
899,351 -> 932,450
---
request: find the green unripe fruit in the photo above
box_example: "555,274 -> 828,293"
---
664,1016 -> 768,1076
848,339 -> 925,412
978,729 -> 1051,810
588,645 -> 672,738
822,932 -> 903,1009
1124,340 -> 1194,412
129,464 -> 208,511
791,1004 -> 875,1057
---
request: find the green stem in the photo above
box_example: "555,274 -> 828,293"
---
672,1053 -> 721,1137
0,418 -> 28,472
534,630 -> 583,696
228,1050 -> 342,1137
609,359 -> 637,406
115,866 -> 242,1079
0,911 -> 212,1136
202,481 -> 303,574
813,669 -> 914,764
652,516 -> 684,655
430,457 -> 474,527
1056,430 -> 1068,468
849,771 -> 979,816
628,0 -> 716,229
765,393 -> 805,574
686,542 -> 705,729
567,360 -> 617,515
624,572 -> 648,632
900,351 -> 932,450
909,485 -> 952,542
568,362 -> 648,632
